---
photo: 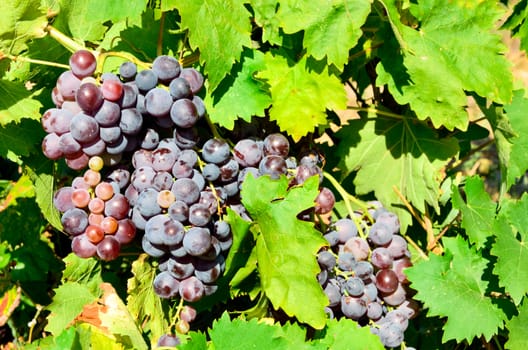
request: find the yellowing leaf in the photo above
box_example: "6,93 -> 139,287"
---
258,53 -> 347,141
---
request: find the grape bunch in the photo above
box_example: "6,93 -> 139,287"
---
41,50 -> 205,170
52,156 -> 136,260
317,205 -> 415,348
126,128 -> 335,305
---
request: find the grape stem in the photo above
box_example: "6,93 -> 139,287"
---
169,297 -> 185,331
322,171 -> 371,238
0,53 -> 70,70
204,114 -> 224,142
45,25 -> 86,53
95,51 -> 151,74
391,186 -> 429,260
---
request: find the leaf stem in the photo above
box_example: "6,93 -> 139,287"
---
28,304 -> 43,343
45,25 -> 86,53
0,53 -> 70,70
348,106 -> 404,120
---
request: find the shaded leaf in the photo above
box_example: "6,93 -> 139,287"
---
336,114 -> 458,231
378,0 -> 512,130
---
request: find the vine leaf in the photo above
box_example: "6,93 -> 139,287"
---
278,0 -> 372,70
248,0 -> 283,45
206,50 -> 271,130
378,0 -> 512,130
451,176 -> 497,250
257,53 -> 347,141
241,175 -> 329,329
314,318 -> 384,350
502,0 -> 528,53
0,81 -> 42,125
502,90 -> 528,188
62,254 -> 103,297
45,282 -> 98,335
53,0 -> 147,42
175,0 -> 252,91
405,236 -> 506,343
126,254 -> 169,348
76,283 -> 148,350
336,115 -> 459,231
207,312 -> 307,349
0,0 -> 48,55
490,195 -> 528,305
25,155 -> 63,230
504,298 -> 528,350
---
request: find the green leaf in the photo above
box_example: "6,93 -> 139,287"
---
248,0 -> 283,45
257,53 -> 347,141
502,0 -> 528,53
76,323 -> 125,350
0,119 -> 44,159
175,0 -> 252,91
126,254 -> 169,348
208,312 -> 309,350
490,196 -> 528,305
224,207 -> 253,278
45,282 -> 98,335
505,297 -> 528,350
241,175 -> 329,329
406,236 -> 506,343
314,318 -> 384,350
178,331 -> 208,350
451,176 -> 497,249
206,49 -> 272,130
378,0 -> 512,130
25,156 -> 63,230
55,0 -> 147,43
278,0 -> 372,70
336,114 -> 459,231
0,81 -> 43,125
503,90 -> 528,188
62,254 -> 103,297
0,0 -> 48,54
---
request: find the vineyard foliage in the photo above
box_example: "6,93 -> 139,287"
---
0,0 -> 528,349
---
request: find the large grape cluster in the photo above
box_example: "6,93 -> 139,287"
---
41,50 -> 205,170
43,50 -> 414,346
126,129 -> 336,304
318,204 -> 415,348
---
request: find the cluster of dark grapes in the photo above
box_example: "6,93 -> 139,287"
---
318,205 -> 415,348
52,156 -> 136,260
43,49 -> 416,347
126,129 -> 336,303
41,49 -> 205,170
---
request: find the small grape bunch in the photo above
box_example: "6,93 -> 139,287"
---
53,156 -> 136,260
317,204 -> 415,348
